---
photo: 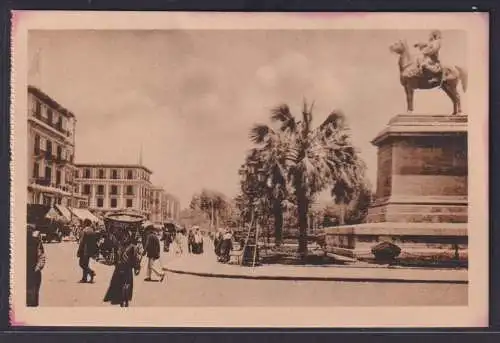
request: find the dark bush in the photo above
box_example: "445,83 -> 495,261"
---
371,241 -> 402,262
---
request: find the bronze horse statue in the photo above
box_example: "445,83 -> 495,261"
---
389,40 -> 467,115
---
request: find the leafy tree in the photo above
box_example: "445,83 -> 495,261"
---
189,189 -> 230,230
238,147 -> 288,245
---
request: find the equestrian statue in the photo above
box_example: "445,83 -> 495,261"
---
389,30 -> 467,115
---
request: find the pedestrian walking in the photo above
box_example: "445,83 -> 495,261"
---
219,228 -> 233,263
173,230 -> 184,255
187,229 -> 195,254
162,229 -> 172,252
103,231 -> 142,307
214,228 -> 223,259
192,227 -> 204,254
27,224 -> 46,307
142,226 -> 165,282
77,219 -> 98,283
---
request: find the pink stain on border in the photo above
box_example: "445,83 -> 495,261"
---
10,309 -> 26,326
10,11 -> 21,35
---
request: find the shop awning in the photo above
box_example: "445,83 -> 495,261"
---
55,205 -> 73,222
69,208 -> 99,223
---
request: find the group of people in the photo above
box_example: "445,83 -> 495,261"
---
26,217 -> 237,307
187,227 -> 204,254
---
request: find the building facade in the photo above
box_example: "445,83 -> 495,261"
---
150,186 -> 164,225
74,164 -> 153,218
27,86 -> 86,207
149,187 -> 181,224
162,192 -> 180,222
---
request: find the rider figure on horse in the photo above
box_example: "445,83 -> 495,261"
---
414,30 -> 442,83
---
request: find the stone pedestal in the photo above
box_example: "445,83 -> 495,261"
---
324,114 -> 468,260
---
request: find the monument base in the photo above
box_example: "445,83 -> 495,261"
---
324,114 -> 468,263
324,222 -> 468,260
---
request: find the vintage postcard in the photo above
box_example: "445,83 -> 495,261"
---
10,11 -> 488,327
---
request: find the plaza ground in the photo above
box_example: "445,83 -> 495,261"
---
38,242 -> 468,307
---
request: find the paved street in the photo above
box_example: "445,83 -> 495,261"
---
38,242 -> 467,307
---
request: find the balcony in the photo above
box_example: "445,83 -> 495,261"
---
31,111 -> 72,138
34,177 -> 51,186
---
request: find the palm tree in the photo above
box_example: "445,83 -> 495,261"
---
250,101 -> 363,259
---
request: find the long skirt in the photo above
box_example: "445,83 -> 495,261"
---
26,270 -> 42,307
103,266 -> 134,305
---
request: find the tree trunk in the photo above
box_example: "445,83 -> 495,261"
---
296,189 -> 309,261
272,199 -> 283,246
339,203 -> 345,226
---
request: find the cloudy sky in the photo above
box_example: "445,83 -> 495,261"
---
28,29 -> 466,208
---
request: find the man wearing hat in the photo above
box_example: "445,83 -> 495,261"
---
142,225 -> 165,282
77,219 -> 98,283
27,224 -> 46,306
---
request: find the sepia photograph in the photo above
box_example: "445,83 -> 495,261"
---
10,11 -> 488,327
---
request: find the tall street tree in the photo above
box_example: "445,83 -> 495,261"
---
250,101 -> 364,260
239,146 -> 288,246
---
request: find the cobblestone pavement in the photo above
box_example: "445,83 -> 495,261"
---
38,242 -> 468,307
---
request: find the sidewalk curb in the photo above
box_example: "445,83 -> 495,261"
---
163,267 -> 468,284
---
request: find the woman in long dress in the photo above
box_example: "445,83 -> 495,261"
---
103,231 -> 141,307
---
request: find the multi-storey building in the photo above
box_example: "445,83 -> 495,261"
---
27,85 -> 87,207
150,186 -> 165,225
149,187 -> 181,224
162,192 -> 180,222
74,164 -> 153,218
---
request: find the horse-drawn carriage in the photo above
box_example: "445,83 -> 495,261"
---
100,211 -> 146,265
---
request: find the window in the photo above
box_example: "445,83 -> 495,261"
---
75,170 -> 79,178
83,184 -> 91,195
46,140 -> 52,155
110,198 -> 118,208
97,198 -> 104,208
33,162 -> 39,178
84,168 -> 91,178
98,169 -> 105,179
111,169 -> 118,179
45,166 -> 52,182
110,185 -> 118,195
57,145 -> 62,160
97,185 -> 104,195
56,170 -> 61,185
34,100 -> 42,118
47,108 -> 53,125
127,169 -> 133,179
126,199 -> 133,208
34,134 -> 41,154
126,185 -> 134,196
56,117 -> 63,131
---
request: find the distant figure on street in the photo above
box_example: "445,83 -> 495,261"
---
27,224 -> 46,307
218,228 -> 233,263
173,230 -> 184,255
192,227 -> 204,254
214,228 -> 224,259
142,226 -> 165,282
162,229 -> 172,252
77,219 -> 98,283
104,231 -> 142,307
187,229 -> 195,254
